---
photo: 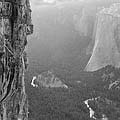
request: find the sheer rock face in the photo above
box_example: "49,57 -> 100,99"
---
0,0 -> 33,120
73,7 -> 97,56
74,7 -> 96,37
85,3 -> 120,72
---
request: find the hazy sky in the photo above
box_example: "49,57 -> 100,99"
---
30,0 -> 58,5
30,0 -> 56,8
30,0 -> 84,7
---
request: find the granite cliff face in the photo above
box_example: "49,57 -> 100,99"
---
73,7 -> 96,37
0,0 -> 33,120
85,3 -> 120,72
83,4 -> 120,120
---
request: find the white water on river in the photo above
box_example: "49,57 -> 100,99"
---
84,97 -> 108,120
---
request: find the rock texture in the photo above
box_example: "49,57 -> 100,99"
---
85,3 -> 120,72
31,71 -> 68,88
0,0 -> 33,120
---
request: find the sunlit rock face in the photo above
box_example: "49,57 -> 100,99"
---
85,3 -> 120,72
31,71 -> 68,88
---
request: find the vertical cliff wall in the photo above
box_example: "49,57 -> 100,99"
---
0,0 -> 33,120
85,3 -> 120,72
76,7 -> 96,37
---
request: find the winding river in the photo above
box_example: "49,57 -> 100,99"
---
84,97 -> 108,120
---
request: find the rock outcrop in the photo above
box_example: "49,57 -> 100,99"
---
31,71 -> 68,88
0,0 -> 33,120
85,3 -> 120,72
